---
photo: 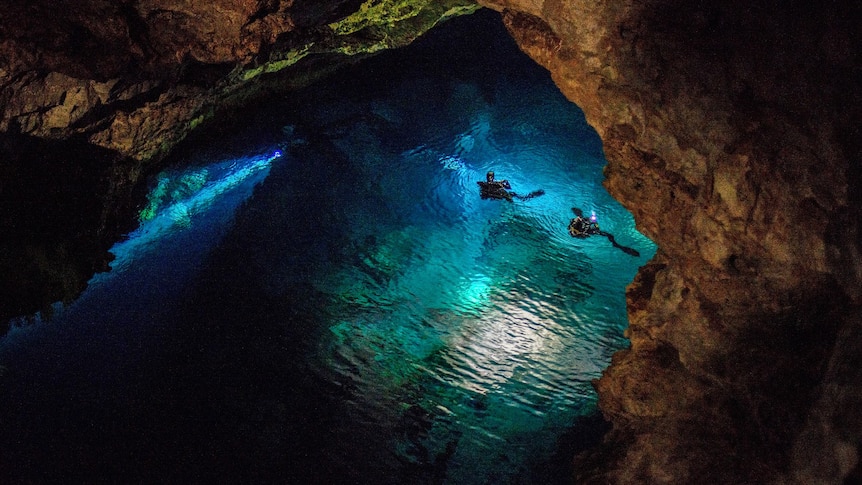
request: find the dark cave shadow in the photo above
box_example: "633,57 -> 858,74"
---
549,412 -> 612,484
0,132 -> 142,329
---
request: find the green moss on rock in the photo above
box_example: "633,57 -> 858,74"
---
328,0 -> 481,55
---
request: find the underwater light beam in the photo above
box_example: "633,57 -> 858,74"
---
104,151 -> 281,275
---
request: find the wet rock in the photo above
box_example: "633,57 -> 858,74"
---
480,0 -> 862,482
0,0 -> 480,161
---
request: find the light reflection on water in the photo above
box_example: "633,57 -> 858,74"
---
101,152 -> 279,280
289,46 -> 656,481
0,11 -> 655,484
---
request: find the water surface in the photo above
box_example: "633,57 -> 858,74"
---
0,10 -> 655,484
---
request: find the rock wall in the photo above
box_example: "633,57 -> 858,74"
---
2,0 -> 861,483
478,0 -> 862,483
1,0 -> 479,161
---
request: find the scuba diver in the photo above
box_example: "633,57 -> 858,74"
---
568,211 -> 602,237
568,207 -> 640,257
477,171 -> 545,202
478,171 -> 513,201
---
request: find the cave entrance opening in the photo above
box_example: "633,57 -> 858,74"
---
0,9 -> 655,484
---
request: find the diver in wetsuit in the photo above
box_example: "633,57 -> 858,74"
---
568,207 -> 640,257
568,213 -> 601,237
478,171 -> 513,201
477,171 -> 545,202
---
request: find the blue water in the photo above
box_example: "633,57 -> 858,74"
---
0,11 -> 654,484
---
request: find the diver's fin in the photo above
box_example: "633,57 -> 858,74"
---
620,246 -> 641,257
571,207 -> 584,217
514,189 -> 545,201
600,231 -> 641,257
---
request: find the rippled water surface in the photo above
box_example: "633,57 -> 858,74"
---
0,11 -> 654,484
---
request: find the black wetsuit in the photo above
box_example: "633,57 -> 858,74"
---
478,179 -> 514,201
478,171 -> 543,202
568,216 -> 600,237
568,211 -> 640,257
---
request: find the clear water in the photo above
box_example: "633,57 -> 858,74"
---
0,11 -> 654,484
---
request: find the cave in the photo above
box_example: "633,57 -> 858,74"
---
1,1 -> 861,484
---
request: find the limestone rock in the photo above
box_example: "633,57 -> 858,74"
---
481,0 -> 862,482
0,0 -> 479,161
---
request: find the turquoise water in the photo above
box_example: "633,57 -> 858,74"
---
0,11 -> 654,484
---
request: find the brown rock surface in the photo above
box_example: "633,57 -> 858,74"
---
480,0 -> 862,482
0,0 -> 478,160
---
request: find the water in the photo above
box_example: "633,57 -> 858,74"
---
0,10 -> 655,484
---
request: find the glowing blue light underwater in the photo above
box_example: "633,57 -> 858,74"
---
439,154 -> 466,172
458,275 -> 493,311
105,152 -> 280,275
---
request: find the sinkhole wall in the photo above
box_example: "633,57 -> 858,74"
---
2,0 -> 861,483
478,0 -> 862,483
